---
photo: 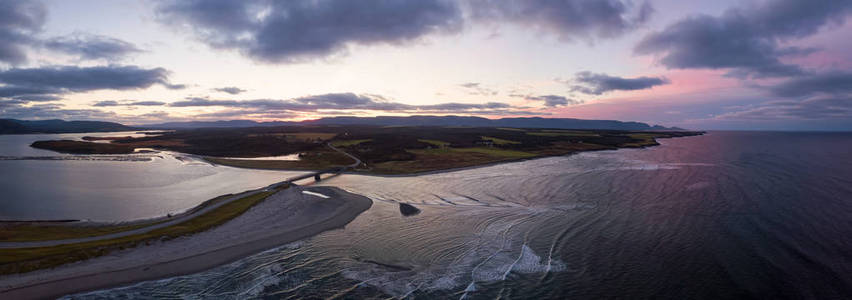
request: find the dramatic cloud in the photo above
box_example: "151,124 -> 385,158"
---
0,65 -> 184,100
635,0 -> 852,78
0,0 -> 46,64
0,86 -> 61,99
156,0 -> 463,63
569,71 -> 669,95
92,100 -> 167,107
0,102 -> 117,120
524,95 -> 582,107
44,33 -> 143,61
169,92 -> 537,116
458,82 -> 497,96
770,71 -> 852,97
156,0 -> 654,63
213,86 -> 247,95
469,0 -> 653,40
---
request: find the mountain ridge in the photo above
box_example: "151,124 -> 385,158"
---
143,116 -> 685,131
0,119 -> 138,134
0,116 -> 685,134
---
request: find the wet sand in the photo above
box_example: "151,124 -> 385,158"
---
0,186 -> 372,300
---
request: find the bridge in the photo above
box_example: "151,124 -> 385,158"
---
0,144 -> 363,250
270,143 -> 362,188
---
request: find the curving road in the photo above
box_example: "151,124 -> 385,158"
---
0,146 -> 363,249
328,143 -> 362,168
0,189 -> 270,249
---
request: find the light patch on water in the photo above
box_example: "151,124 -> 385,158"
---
340,222 -> 567,298
212,153 -> 301,161
62,241 -> 308,300
302,191 -> 330,198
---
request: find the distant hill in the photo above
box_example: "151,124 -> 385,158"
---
143,120 -> 296,129
0,119 -> 138,134
144,116 -> 683,131
1,116 -> 684,134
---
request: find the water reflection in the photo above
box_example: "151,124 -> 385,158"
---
0,132 -> 303,221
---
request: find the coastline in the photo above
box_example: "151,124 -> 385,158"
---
0,186 -> 372,300
214,133 -> 704,178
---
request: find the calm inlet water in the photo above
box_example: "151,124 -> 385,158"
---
0,133 -> 304,221
55,132 -> 852,298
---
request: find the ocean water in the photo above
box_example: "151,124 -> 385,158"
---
58,131 -> 852,298
0,133 -> 304,221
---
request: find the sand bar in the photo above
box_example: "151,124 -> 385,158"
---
0,186 -> 372,300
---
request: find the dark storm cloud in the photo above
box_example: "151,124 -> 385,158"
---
469,0 -> 653,40
769,71 -> 852,97
44,33 -> 143,61
170,93 -> 412,111
156,0 -> 652,63
8,94 -> 62,102
569,71 -> 668,95
635,0 -> 852,78
156,0 -> 463,63
213,87 -> 247,95
169,92 -> 537,115
524,95 -> 582,107
0,102 -> 117,120
0,65 -> 184,99
0,86 -> 62,98
92,100 -> 167,107
0,0 -> 46,64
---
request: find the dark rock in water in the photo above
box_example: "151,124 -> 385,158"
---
399,203 -> 421,216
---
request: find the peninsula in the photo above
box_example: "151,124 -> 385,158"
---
31,125 -> 703,174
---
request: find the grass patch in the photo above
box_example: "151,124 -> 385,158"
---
418,139 -> 450,147
481,136 -> 519,145
541,130 -> 600,136
30,140 -> 137,154
497,127 -> 526,132
371,147 -> 536,174
284,132 -> 337,142
622,133 -> 662,147
330,139 -> 371,147
0,188 -> 280,275
447,147 -> 535,158
527,131 -> 599,137
0,222 -> 159,243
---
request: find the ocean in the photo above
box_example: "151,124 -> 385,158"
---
53,131 -> 852,299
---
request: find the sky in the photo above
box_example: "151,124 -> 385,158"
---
1,0 -> 852,130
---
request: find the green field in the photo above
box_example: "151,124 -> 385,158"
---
330,139 -> 372,147
481,136 -> 520,145
418,139 -> 451,147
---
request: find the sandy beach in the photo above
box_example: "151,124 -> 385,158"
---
0,185 -> 372,300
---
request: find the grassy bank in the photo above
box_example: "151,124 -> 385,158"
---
0,188 -> 281,275
0,195 -> 234,243
204,150 -> 354,170
30,126 -> 703,175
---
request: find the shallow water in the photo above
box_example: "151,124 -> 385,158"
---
0,133 -> 304,221
55,132 -> 852,298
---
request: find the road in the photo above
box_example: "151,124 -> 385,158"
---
328,142 -> 362,168
0,146 -> 363,249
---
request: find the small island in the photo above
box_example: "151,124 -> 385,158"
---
30,140 -> 137,154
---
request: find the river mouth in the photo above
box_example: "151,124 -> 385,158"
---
68,133 -> 852,299
64,132 -> 852,299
